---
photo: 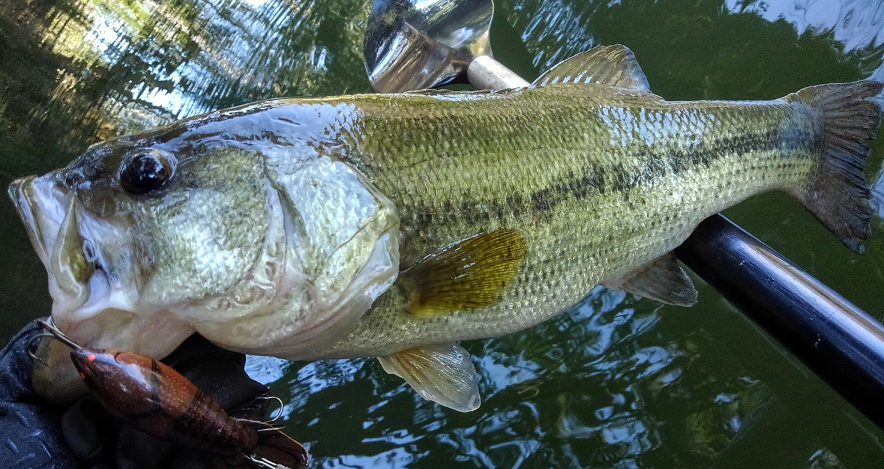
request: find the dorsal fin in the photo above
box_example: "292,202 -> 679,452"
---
533,45 -> 651,92
397,229 -> 527,316
402,89 -> 460,96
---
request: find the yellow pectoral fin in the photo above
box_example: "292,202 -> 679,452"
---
378,343 -> 480,412
397,229 -> 527,316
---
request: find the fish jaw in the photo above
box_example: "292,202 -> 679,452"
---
10,172 -> 139,319
9,172 -> 195,402
9,172 -> 90,315
8,175 -> 56,263
10,148 -> 404,399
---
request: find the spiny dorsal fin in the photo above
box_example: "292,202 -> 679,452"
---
398,229 -> 527,316
378,343 -> 480,412
533,45 -> 651,92
402,89 -> 459,96
601,253 -> 697,306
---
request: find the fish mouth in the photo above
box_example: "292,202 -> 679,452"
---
9,174 -> 66,267
10,172 -> 92,316
8,173 -> 134,322
11,173 -> 194,403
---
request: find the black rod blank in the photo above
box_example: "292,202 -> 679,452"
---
676,214 -> 884,429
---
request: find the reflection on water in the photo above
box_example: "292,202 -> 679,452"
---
503,0 -> 597,71
725,0 -> 884,51
4,0 -> 371,140
805,448 -> 847,469
502,0 -> 884,100
3,0 -> 884,467
270,289 -> 779,468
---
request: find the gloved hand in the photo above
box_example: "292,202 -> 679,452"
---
0,319 -> 271,469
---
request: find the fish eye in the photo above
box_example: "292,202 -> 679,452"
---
119,149 -> 175,195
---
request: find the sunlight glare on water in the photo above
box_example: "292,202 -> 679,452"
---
725,0 -> 884,51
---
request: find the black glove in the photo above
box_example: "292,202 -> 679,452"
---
0,319 -> 80,468
0,319 -> 270,469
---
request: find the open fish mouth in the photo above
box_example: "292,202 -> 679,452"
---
11,172 -> 90,317
10,173 -> 85,313
8,172 -> 136,322
9,173 -> 66,268
9,172 -> 190,402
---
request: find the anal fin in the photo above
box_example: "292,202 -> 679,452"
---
601,253 -> 697,306
378,343 -> 480,412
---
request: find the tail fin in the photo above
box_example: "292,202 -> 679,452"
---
785,81 -> 883,253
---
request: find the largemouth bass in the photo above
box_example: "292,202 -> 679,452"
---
10,46 -> 883,410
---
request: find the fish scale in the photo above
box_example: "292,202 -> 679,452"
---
309,84 -> 821,359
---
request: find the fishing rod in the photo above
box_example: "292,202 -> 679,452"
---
362,0 -> 884,429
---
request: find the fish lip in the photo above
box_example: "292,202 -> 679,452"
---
9,175 -> 54,264
14,174 -> 184,403
12,173 -> 142,320
9,173 -> 92,315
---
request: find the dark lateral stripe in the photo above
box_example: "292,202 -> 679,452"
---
625,125 -> 814,189
404,123 -> 816,228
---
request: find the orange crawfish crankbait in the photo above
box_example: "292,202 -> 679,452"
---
34,318 -> 308,469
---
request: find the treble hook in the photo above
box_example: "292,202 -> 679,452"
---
26,332 -> 56,365
235,395 -> 288,430
258,395 -> 286,423
246,454 -> 290,469
27,317 -> 81,363
36,318 -> 82,350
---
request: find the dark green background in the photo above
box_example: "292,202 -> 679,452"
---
2,0 -> 883,467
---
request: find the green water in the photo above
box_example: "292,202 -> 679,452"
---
2,0 -> 884,467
